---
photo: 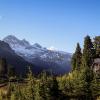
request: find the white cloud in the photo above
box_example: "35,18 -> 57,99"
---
47,46 -> 57,51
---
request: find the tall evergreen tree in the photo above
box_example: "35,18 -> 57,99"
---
80,67 -> 93,100
81,36 -> 95,99
71,53 -> 76,70
82,35 -> 94,68
0,58 -> 7,77
93,36 -> 100,57
26,66 -> 35,100
91,73 -> 100,99
39,71 -> 50,100
49,76 -> 60,100
8,65 -> 16,78
71,43 -> 82,70
34,81 -> 42,100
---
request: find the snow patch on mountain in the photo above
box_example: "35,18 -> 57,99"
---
47,46 -> 57,51
3,35 -> 71,60
3,35 -> 72,74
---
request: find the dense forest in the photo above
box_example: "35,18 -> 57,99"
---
0,35 -> 100,100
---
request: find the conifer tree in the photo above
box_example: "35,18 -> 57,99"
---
34,81 -> 42,100
39,71 -> 50,100
80,67 -> 93,100
71,53 -> 76,70
90,72 -> 100,99
26,66 -> 35,100
71,43 -> 82,70
8,65 -> 16,78
0,58 -> 7,77
93,36 -> 100,57
82,35 -> 94,68
49,76 -> 60,100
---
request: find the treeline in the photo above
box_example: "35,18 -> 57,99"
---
1,67 -> 100,100
72,35 -> 100,71
0,58 -> 16,83
58,35 -> 100,100
0,35 -> 100,100
0,68 -> 62,100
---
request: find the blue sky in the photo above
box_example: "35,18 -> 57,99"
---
0,0 -> 100,53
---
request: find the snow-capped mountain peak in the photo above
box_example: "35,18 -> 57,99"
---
22,39 -> 30,47
3,35 -> 71,75
3,35 -> 19,44
33,43 -> 42,48
3,35 -> 30,48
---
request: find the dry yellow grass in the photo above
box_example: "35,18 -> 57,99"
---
0,84 -> 8,96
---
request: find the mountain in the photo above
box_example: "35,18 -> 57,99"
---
3,35 -> 72,75
0,40 -> 32,75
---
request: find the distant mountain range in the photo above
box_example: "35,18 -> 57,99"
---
0,35 -> 72,75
